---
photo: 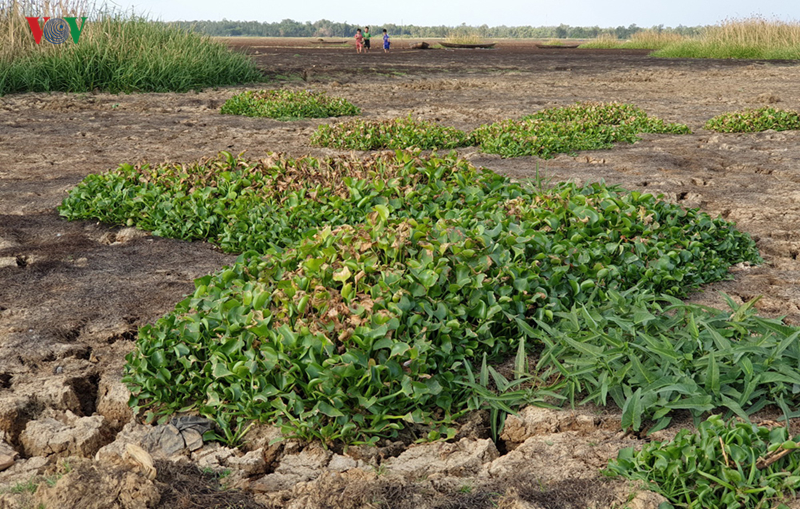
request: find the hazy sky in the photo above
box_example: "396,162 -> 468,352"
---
111,0 -> 800,27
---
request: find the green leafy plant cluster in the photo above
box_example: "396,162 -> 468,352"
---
220,89 -> 360,120
73,152 -> 760,444
607,415 -> 800,508
310,117 -> 473,150
521,102 -> 687,131
59,151 -> 509,254
533,292 -> 800,435
471,102 -> 691,158
704,107 -> 800,133
309,103 -> 690,158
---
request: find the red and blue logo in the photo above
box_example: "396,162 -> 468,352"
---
25,17 -> 87,44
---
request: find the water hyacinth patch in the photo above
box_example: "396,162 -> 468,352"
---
705,106 -> 800,133
471,102 -> 691,158
122,209 -> 758,444
60,151 -> 514,254
220,89 -> 360,119
311,117 -> 472,150
59,151 -> 758,294
66,151 -> 763,443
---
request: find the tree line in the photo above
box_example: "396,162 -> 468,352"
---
166,19 -> 704,39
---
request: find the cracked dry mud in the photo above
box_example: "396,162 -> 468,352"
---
1,39 -> 800,508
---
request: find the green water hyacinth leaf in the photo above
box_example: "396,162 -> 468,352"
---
212,361 -> 234,379
332,266 -> 352,282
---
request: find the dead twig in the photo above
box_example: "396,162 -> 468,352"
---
756,446 -> 794,470
719,436 -> 730,468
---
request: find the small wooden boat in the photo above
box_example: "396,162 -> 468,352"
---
440,42 -> 496,49
535,43 -> 581,49
310,39 -> 349,45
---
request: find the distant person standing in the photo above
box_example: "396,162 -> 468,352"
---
363,27 -> 371,52
382,29 -> 390,52
354,28 -> 364,53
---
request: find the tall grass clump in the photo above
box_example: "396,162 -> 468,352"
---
624,30 -> 685,50
654,16 -> 800,59
444,26 -> 486,45
578,33 -> 621,49
579,31 -> 685,50
0,0 -> 264,95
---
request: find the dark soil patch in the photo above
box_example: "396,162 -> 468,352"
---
155,460 -> 267,509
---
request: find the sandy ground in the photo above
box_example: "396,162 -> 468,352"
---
1,38 -> 800,507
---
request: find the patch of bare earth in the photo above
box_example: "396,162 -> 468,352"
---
1,39 -> 799,507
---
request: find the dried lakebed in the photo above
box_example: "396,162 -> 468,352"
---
1,41 -> 800,508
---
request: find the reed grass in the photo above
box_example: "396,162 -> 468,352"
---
0,0 -> 265,95
624,30 -> 685,49
579,31 -> 685,50
444,27 -> 485,45
654,17 -> 800,59
578,33 -> 620,49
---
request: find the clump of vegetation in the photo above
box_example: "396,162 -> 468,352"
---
579,31 -> 685,50
220,89 -> 360,120
444,27 -> 486,45
532,290 -> 800,435
311,117 -> 472,150
471,102 -> 690,158
538,38 -> 579,47
580,17 -> 800,58
0,0 -> 264,95
607,415 -> 800,508
653,16 -> 800,59
60,151 -> 491,254
577,33 -> 621,49
71,151 -> 760,444
705,106 -> 800,133
624,30 -> 685,49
